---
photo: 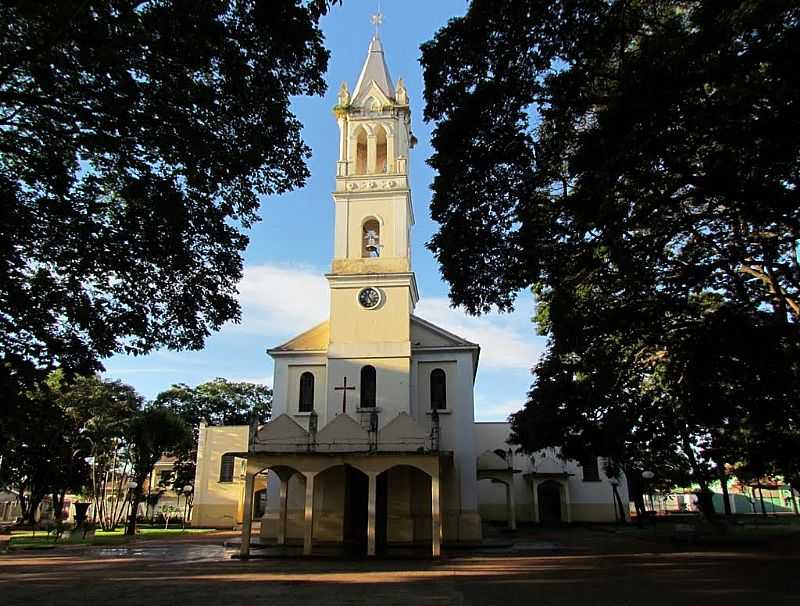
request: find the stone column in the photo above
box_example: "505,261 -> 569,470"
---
367,472 -> 378,557
303,472 -> 316,556
531,478 -> 539,523
506,480 -> 517,530
563,480 -> 572,523
431,471 -> 442,558
239,472 -> 255,559
277,476 -> 289,546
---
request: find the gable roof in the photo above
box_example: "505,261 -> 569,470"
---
410,315 -> 480,376
268,321 -> 329,355
410,315 -> 478,348
353,34 -> 395,103
315,413 -> 370,452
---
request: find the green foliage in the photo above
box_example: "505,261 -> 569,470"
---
125,407 -> 191,534
421,0 -> 800,503
153,378 -> 271,490
0,0 -> 337,382
0,371 -> 142,523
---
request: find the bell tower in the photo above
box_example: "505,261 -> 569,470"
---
331,34 -> 415,275
325,31 -> 417,419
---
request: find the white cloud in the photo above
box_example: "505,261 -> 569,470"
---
415,297 -> 545,370
232,264 -> 545,371
232,263 -> 329,337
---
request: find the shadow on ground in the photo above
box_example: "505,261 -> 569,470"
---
1,527 -> 797,606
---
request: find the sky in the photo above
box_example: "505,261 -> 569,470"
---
103,0 -> 547,421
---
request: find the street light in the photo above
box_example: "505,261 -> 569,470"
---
182,485 -> 193,530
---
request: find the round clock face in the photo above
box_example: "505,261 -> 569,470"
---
358,287 -> 382,309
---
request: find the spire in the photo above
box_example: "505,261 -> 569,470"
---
353,33 -> 395,102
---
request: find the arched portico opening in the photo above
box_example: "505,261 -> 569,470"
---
375,464 -> 432,554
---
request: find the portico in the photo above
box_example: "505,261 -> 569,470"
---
238,451 -> 445,558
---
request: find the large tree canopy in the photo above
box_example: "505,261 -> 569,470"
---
421,0 -> 800,498
0,0 -> 337,379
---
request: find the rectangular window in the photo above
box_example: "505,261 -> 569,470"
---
159,470 -> 172,486
581,456 -> 601,482
219,454 -> 235,483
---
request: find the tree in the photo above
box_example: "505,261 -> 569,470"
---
421,0 -> 800,503
0,0 -> 339,386
0,371 -> 142,525
125,407 -> 192,535
154,378 -> 271,491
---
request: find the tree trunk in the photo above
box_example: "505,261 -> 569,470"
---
719,467 -> 732,516
758,482 -> 767,516
125,486 -> 142,536
611,483 -> 626,523
626,472 -> 646,523
696,480 -> 716,519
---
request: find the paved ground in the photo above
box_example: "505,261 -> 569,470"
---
1,527 -> 798,606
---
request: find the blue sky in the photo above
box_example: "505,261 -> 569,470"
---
103,0 -> 546,421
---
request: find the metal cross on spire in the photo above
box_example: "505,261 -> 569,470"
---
370,8 -> 384,36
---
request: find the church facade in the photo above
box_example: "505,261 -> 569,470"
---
191,33 -> 628,557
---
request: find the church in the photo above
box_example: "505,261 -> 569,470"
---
191,31 -> 628,558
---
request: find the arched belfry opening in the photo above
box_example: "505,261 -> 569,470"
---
376,127 -> 388,173
355,126 -> 368,174
362,218 -> 381,257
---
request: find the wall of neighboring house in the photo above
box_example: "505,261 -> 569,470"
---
192,423 -> 266,528
474,422 -> 629,523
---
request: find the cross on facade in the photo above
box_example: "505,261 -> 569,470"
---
334,376 -> 356,414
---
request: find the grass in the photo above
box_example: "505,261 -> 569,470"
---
6,526 -> 215,551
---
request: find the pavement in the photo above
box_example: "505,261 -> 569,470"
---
1,527 -> 797,605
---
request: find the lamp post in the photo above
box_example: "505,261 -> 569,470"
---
182,485 -> 193,530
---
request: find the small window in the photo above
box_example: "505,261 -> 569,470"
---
360,365 -> 376,408
299,372 -> 315,412
219,454 -> 235,483
581,456 -> 600,482
430,368 -> 447,410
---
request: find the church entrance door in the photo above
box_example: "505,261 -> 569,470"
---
343,465 -> 369,555
537,480 -> 562,524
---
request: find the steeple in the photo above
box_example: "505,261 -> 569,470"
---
353,34 -> 395,102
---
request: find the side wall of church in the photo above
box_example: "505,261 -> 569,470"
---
474,422 -> 628,523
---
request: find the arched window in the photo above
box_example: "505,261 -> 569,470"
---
362,218 -> 381,257
430,368 -> 447,410
219,454 -> 235,483
360,365 -> 376,408
376,127 -> 388,173
299,371 -> 315,413
355,127 -> 368,174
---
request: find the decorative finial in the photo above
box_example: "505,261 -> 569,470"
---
370,10 -> 384,37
